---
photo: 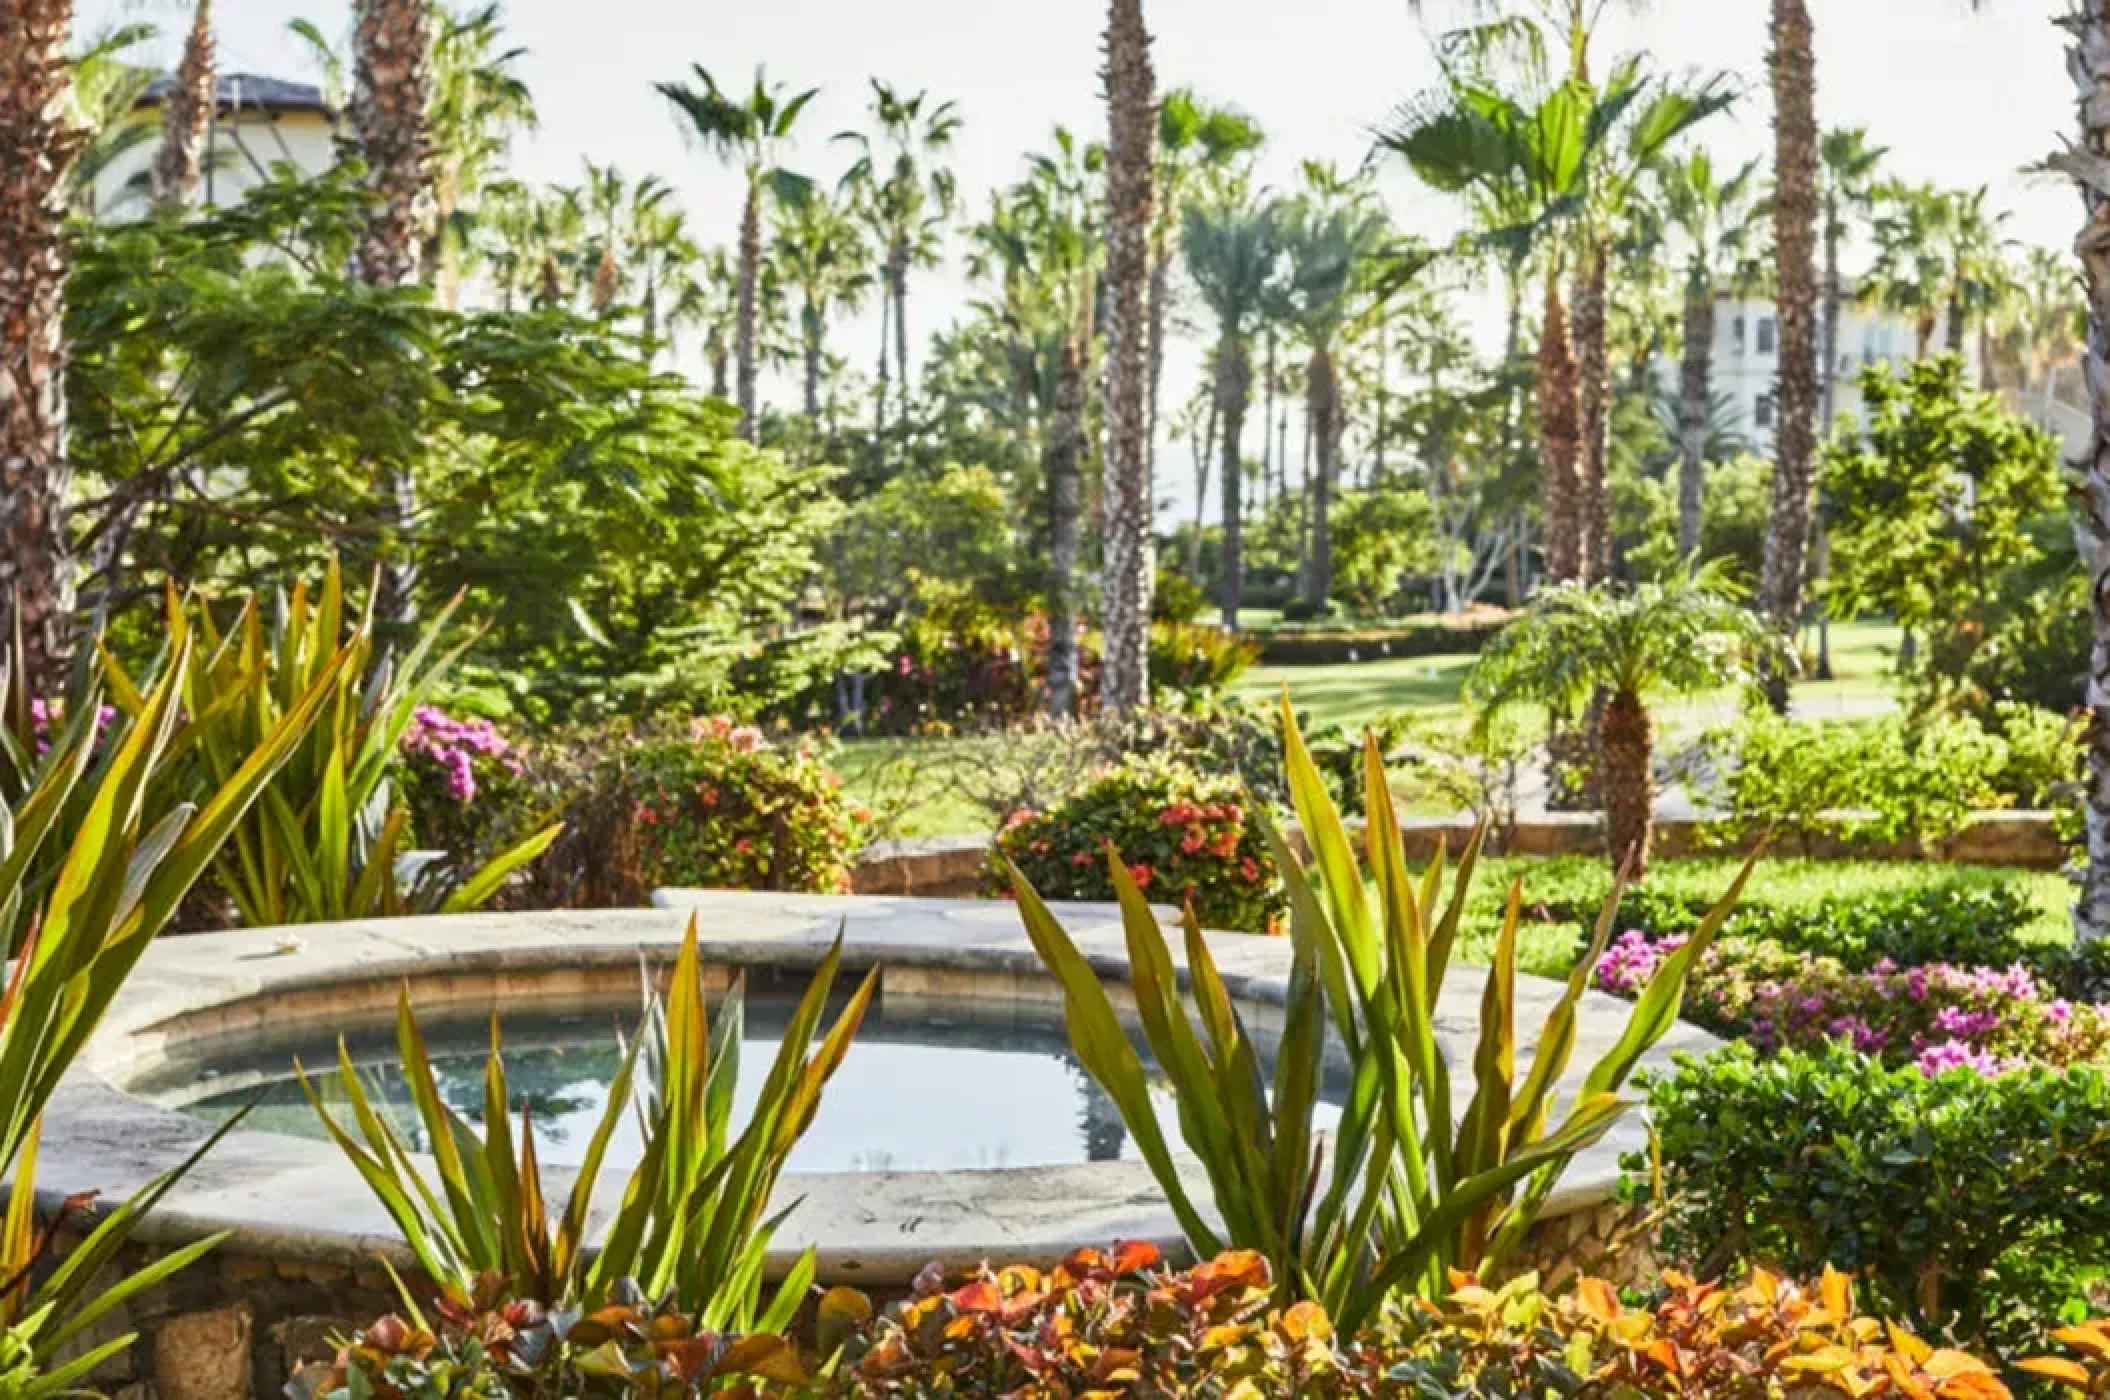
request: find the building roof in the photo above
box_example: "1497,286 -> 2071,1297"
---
138,73 -> 332,117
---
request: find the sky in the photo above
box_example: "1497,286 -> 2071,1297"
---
79,0 -> 2083,518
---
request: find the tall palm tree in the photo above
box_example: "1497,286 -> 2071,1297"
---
1991,245 -> 2084,398
836,81 -> 959,434
66,24 -> 160,219
1817,127 -> 1888,428
1937,186 -> 2012,367
350,0 -> 436,630
1149,89 -> 1264,482
772,188 -> 872,421
0,0 -> 87,699
1100,0 -> 1157,716
1759,0 -> 1820,711
1184,193 -> 1280,630
2053,0 -> 2110,941
1658,149 -> 1763,556
151,0 -> 213,211
1867,182 -> 1952,357
423,3 -> 535,305
1276,182 -> 1387,611
659,66 -> 817,442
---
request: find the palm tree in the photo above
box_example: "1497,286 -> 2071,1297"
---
66,24 -> 158,219
1990,245 -> 2084,400
349,0 -> 435,629
0,0 -> 88,698
1867,183 -> 1951,357
1759,0 -> 1820,712
423,3 -> 535,305
151,0 -> 213,211
1276,181 -> 1387,611
836,81 -> 959,434
2053,0 -> 2110,941
1467,563 -> 1777,878
1817,128 -> 1887,428
1658,149 -> 1763,556
1150,89 -> 1264,481
1100,0 -> 1157,716
1937,186 -> 2012,367
659,66 -> 817,442
772,188 -> 872,421
1184,193 -> 1280,629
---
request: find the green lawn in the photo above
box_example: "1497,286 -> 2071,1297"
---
843,620 -> 1910,841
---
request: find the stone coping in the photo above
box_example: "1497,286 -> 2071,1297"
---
46,894 -> 1718,1287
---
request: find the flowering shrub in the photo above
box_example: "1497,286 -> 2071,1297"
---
1637,1043 -> 2110,1354
623,717 -> 867,894
397,705 -> 530,860
25,696 -> 116,757
988,756 -> 1284,933
1596,932 -> 2110,1072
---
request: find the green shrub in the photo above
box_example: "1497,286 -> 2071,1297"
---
1637,1042 -> 2110,1355
1149,622 -> 1260,706
1988,700 -> 2084,812
989,755 -> 1284,933
1702,710 -> 2011,852
397,705 -> 534,863
626,717 -> 867,895
1153,565 -> 1208,623
1253,612 -> 1511,665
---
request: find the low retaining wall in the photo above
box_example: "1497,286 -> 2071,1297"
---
854,809 -> 2067,895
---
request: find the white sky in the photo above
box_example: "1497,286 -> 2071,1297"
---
81,0 -> 2083,518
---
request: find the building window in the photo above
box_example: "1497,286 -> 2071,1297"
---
1731,316 -> 1746,354
1757,317 -> 1777,355
1754,393 -> 1776,429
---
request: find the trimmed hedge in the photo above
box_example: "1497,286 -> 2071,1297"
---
1254,612 -> 1512,666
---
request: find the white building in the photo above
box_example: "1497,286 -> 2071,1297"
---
90,73 -> 336,219
1667,291 -> 1982,452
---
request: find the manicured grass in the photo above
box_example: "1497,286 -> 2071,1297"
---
1449,853 -> 2073,979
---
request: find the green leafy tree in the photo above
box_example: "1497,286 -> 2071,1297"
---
1330,485 -> 1438,614
1822,355 -> 2063,707
1468,563 -> 1777,877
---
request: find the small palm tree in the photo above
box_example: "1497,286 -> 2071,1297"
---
1817,128 -> 1888,426
658,65 -> 817,441
1467,563 -> 1780,878
1183,191 -> 1280,628
151,0 -> 214,211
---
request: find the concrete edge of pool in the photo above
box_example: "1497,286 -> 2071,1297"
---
42,891 -> 1722,1290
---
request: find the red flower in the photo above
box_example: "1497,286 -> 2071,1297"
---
734,837 -> 755,856
1241,857 -> 1261,883
1128,862 -> 1154,890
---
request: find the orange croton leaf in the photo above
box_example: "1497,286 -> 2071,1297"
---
1110,1239 -> 1162,1274
2018,1357 -> 2095,1390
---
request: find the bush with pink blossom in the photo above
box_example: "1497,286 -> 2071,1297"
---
398,706 -> 532,860
1596,932 -> 2110,1073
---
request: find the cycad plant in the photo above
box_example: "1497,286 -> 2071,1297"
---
0,621 -> 338,1393
304,919 -> 875,1336
1011,703 -> 1749,1335
133,560 -> 560,927
1467,561 -> 1780,877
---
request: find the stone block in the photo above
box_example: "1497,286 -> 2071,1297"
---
273,1315 -> 351,1375
152,1305 -> 252,1400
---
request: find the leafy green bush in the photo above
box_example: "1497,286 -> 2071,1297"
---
1702,710 -> 2012,852
397,705 -> 534,862
626,717 -> 868,894
989,755 -> 1284,933
1253,612 -> 1511,664
1149,622 -> 1260,706
1988,700 -> 2084,812
1637,1043 -> 2110,1354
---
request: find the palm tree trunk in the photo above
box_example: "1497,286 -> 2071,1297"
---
1148,248 -> 1171,482
1760,0 -> 1820,713
872,290 -> 890,437
1304,345 -> 1338,610
1218,337 -> 1251,628
1046,337 -> 1087,718
152,0 -> 215,212
1189,387 -> 1217,579
1946,288 -> 1966,355
891,242 -> 911,422
801,305 -> 824,421
1261,327 -> 1277,498
1573,240 -> 1612,584
2060,0 -> 2110,942
1537,274 -> 1585,584
0,0 -> 85,700
1677,285 -> 1714,558
350,0 -> 435,632
1101,0 -> 1157,715
1602,686 -> 1654,881
1820,216 -> 1844,429
708,332 -> 730,400
1374,315 -> 1389,482
735,181 -> 762,442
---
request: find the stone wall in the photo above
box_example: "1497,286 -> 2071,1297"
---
58,1197 -> 1651,1398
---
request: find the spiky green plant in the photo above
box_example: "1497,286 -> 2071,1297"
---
120,559 -> 560,926
305,918 -> 875,1331
0,615 -> 340,1393
1010,701 -> 1748,1335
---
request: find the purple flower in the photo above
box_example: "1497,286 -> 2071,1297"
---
1914,1040 -> 2016,1078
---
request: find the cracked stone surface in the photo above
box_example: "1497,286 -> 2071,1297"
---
43,892 -> 1719,1284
